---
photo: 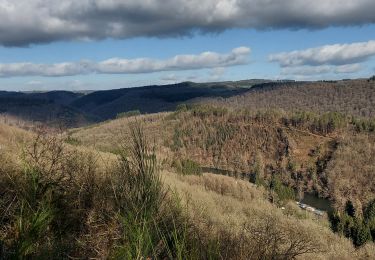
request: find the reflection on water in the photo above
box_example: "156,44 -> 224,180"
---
300,193 -> 333,213
202,166 -> 334,213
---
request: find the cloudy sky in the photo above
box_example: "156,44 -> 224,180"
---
1,0 -> 375,91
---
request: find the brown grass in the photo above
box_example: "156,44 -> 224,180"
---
163,171 -> 375,259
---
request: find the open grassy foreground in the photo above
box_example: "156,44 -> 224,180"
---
1,114 -> 375,259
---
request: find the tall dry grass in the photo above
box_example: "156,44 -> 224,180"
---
163,171 -> 375,259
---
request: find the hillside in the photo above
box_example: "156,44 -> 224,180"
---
69,81 -> 254,120
70,106 -> 375,212
207,79 -> 375,118
1,79 -> 374,127
1,121 -> 374,259
0,91 -> 91,127
0,81 -> 255,125
2,79 -> 375,257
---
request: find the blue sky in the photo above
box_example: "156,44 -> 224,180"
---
1,0 -> 375,91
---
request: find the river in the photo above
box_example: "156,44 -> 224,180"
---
300,193 -> 333,213
201,166 -> 333,213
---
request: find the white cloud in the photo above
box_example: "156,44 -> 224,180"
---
269,40 -> 375,67
1,0 -> 375,46
0,62 -> 90,77
270,40 -> 375,77
0,47 -> 250,77
334,64 -> 362,74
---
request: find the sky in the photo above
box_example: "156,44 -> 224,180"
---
0,0 -> 375,91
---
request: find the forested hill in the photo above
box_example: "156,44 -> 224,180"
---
0,78 -> 374,126
0,80 -> 269,125
207,79 -> 375,118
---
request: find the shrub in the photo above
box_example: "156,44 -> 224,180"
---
244,214 -> 322,259
352,118 -> 375,132
116,110 -> 141,119
111,123 -> 201,259
191,105 -> 228,118
0,129 -> 101,258
269,175 -> 295,203
255,109 -> 284,124
364,199 -> 375,241
172,128 -> 183,151
311,112 -> 347,135
175,103 -> 189,112
113,123 -> 165,218
64,135 -> 81,145
286,111 -> 317,129
352,220 -> 372,247
173,159 -> 202,176
345,200 -> 356,218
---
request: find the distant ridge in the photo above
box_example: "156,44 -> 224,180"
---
0,78 -> 374,126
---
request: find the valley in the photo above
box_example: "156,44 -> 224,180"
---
1,77 -> 375,259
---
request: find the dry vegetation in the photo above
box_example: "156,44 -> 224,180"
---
207,80 -> 375,118
326,134 -> 375,212
163,172 -> 375,259
1,121 -> 375,259
71,106 -> 375,211
2,78 -> 375,259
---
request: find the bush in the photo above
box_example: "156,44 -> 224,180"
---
345,200 -> 356,218
173,159 -> 202,176
352,118 -> 375,132
0,129 -> 101,258
172,128 -> 183,151
176,103 -> 189,112
286,111 -> 317,128
351,219 -> 371,247
190,105 -> 228,118
364,199 -> 375,241
269,175 -> 295,203
311,112 -> 347,135
116,110 -> 141,119
255,109 -> 284,124
64,135 -> 81,145
110,123 -> 214,258
0,124 -> 210,259
244,214 -> 322,259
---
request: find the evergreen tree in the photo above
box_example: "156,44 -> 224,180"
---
329,212 -> 343,233
364,199 -> 375,241
345,200 -> 356,218
368,218 -> 375,241
352,220 -> 371,247
342,214 -> 355,238
364,199 -> 375,221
